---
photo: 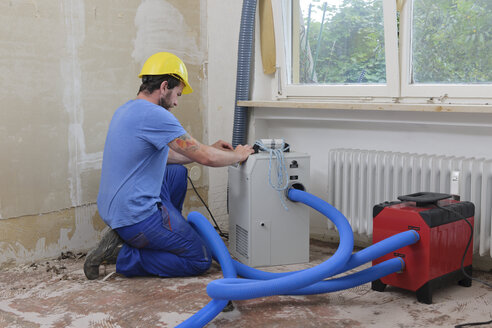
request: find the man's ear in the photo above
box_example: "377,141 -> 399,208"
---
160,80 -> 169,92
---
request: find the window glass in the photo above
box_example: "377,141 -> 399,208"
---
411,0 -> 492,84
295,0 -> 386,85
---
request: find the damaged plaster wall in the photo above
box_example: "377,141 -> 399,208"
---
206,0 -> 243,230
0,0 -> 207,267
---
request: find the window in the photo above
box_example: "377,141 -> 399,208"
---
295,0 -> 386,85
400,0 -> 492,98
273,0 -> 492,102
411,0 -> 492,84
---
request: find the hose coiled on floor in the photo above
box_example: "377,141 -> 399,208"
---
176,189 -> 420,327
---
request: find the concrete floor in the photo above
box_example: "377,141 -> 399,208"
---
1,239 -> 491,328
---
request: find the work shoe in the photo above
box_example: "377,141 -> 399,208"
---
84,228 -> 123,280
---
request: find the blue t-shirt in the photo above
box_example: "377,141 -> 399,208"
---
97,99 -> 186,229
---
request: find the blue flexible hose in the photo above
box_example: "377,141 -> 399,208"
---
291,257 -> 405,295
177,189 -> 420,327
206,189 -> 354,300
231,229 -> 419,280
176,212 -> 237,328
232,0 -> 257,147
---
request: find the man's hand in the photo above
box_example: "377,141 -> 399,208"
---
234,144 -> 254,162
212,140 -> 253,163
212,140 -> 234,151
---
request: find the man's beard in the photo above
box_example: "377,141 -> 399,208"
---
158,93 -> 173,110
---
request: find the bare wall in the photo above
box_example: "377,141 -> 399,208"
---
0,0 -> 207,267
206,0 -> 243,231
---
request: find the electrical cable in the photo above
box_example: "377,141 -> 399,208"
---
436,204 -> 492,289
455,319 -> 492,328
437,204 -> 492,328
187,176 -> 228,240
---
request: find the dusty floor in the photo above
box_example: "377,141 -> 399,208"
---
1,240 -> 491,328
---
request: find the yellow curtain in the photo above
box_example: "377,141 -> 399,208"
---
259,0 -> 276,74
396,0 -> 404,12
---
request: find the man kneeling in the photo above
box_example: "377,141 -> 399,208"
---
84,52 -> 253,279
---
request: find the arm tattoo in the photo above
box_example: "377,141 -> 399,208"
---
175,133 -> 199,152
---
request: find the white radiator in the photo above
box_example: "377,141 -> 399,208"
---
327,148 -> 492,257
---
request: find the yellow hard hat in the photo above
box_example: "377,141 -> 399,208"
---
138,52 -> 193,94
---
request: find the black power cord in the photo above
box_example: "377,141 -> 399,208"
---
455,320 -> 492,328
187,176 -> 229,240
436,204 -> 492,289
435,204 -> 492,328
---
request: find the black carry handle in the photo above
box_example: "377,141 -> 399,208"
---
397,192 -> 452,207
252,142 -> 290,154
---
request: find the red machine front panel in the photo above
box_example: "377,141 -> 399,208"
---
372,200 -> 473,292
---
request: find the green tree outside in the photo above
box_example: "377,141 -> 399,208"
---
299,0 -> 492,85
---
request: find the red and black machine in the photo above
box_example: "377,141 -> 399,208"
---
371,192 -> 474,304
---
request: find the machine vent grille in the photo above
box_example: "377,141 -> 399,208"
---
235,224 -> 249,259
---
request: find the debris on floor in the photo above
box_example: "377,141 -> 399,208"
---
0,240 -> 491,328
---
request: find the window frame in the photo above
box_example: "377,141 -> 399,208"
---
273,0 -> 399,99
272,0 -> 492,103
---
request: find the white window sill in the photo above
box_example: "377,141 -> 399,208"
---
238,100 -> 492,113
